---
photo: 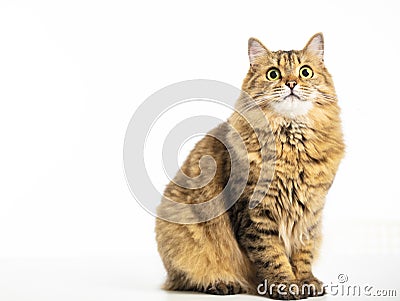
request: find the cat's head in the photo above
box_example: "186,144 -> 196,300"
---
242,33 -> 336,119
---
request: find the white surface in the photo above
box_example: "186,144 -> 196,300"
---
0,0 -> 399,300
0,252 -> 398,301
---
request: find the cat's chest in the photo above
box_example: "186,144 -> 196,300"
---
249,126 -> 320,179
276,123 -> 328,172
274,135 -> 311,204
247,125 -> 327,207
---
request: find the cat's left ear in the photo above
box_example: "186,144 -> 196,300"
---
304,33 -> 324,61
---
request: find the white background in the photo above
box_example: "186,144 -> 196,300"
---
0,0 -> 399,300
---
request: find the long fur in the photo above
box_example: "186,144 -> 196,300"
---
155,33 -> 344,299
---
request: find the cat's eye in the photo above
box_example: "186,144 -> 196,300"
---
299,66 -> 313,79
266,68 -> 281,81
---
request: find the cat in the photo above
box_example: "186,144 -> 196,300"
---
155,33 -> 344,299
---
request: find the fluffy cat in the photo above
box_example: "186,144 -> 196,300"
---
155,33 -> 344,299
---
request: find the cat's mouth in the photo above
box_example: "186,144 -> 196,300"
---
271,92 -> 313,117
283,93 -> 302,101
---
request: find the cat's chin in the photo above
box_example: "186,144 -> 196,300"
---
270,97 -> 313,119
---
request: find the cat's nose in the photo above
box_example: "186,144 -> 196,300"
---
286,80 -> 297,89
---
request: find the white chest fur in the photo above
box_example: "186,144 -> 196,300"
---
271,97 -> 313,118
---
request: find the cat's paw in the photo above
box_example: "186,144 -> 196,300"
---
205,280 -> 245,295
298,276 -> 325,298
263,280 -> 301,300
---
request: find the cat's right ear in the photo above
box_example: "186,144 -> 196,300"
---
304,33 -> 324,61
248,38 -> 269,67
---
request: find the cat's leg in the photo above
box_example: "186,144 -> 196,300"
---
290,226 -> 325,298
239,219 -> 300,300
156,215 -> 252,295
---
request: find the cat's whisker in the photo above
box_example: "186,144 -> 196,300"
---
239,95 -> 281,112
157,35 -> 345,299
320,94 -> 337,100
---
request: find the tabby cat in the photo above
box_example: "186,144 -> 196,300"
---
155,33 -> 344,299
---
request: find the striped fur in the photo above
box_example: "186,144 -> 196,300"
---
155,33 -> 344,299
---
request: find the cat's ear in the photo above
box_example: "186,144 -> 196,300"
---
248,38 -> 270,66
304,33 -> 324,61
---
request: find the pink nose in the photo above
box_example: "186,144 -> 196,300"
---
286,80 -> 297,89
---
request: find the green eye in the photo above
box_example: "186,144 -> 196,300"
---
266,68 -> 281,81
299,66 -> 313,79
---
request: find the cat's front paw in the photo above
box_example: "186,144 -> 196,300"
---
298,276 -> 325,298
205,280 -> 245,295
